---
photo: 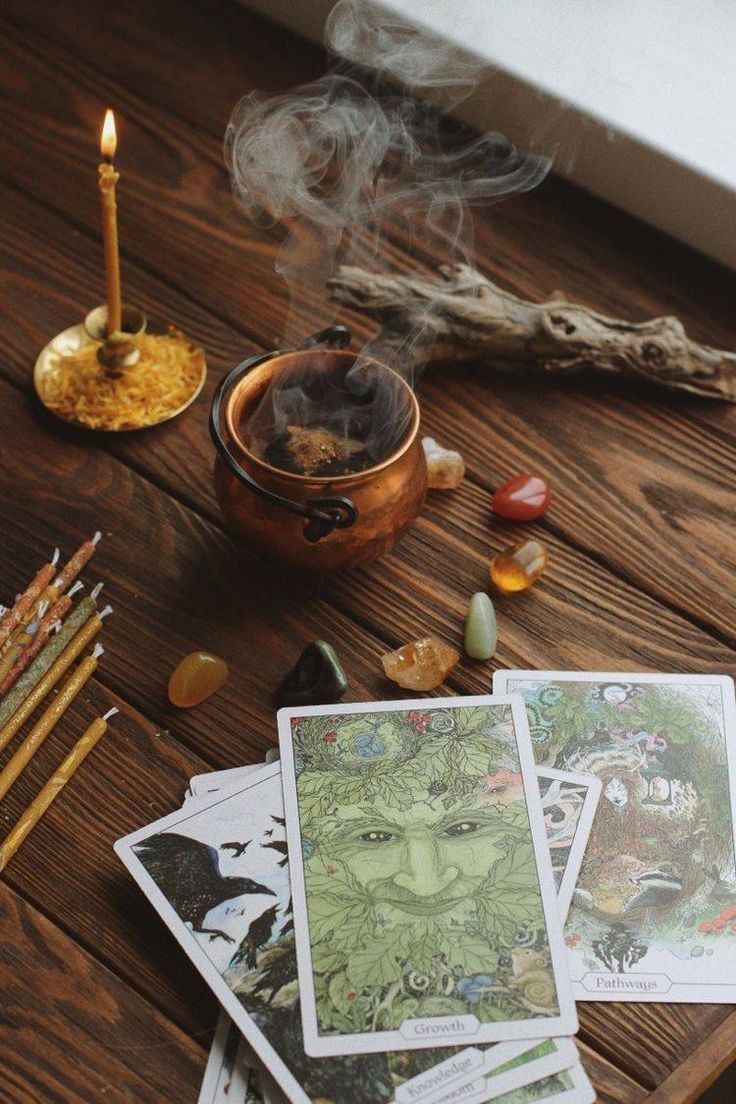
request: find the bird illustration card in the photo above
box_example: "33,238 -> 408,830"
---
116,762 -> 555,1104
494,671 -> 736,1003
278,696 -> 577,1058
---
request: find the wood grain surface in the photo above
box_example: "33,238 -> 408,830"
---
0,1 -> 734,1101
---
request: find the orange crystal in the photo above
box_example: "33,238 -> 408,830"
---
490,539 -> 548,593
168,651 -> 228,707
381,635 -> 459,691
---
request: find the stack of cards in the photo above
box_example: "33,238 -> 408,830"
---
116,696 -> 599,1103
114,673 -> 736,1103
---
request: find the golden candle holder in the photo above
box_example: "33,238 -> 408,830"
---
34,303 -> 207,432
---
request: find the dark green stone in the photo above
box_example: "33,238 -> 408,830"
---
276,641 -> 348,707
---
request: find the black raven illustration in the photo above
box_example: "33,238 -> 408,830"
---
270,815 -> 286,827
230,903 -> 280,969
263,829 -> 275,838
134,832 -> 275,942
263,839 -> 288,868
221,840 -> 251,858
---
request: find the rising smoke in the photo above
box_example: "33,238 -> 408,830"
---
225,0 -> 552,470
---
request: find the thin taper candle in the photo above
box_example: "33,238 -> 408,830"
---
0,550 -> 59,650
0,708 -> 117,874
0,645 -> 103,802
0,605 -> 110,754
0,591 -> 101,731
99,109 -> 122,335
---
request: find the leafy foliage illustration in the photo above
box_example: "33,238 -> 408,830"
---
291,705 -> 559,1034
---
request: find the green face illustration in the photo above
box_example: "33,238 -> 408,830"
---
318,799 -> 511,923
291,705 -> 557,1032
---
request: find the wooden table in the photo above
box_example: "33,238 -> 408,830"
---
0,2 -> 734,1101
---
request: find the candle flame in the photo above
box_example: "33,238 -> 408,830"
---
101,109 -> 117,160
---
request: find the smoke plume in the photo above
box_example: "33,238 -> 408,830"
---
225,0 -> 552,470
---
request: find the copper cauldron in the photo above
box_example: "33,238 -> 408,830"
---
210,326 -> 427,571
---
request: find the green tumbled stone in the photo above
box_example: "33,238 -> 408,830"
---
276,640 -> 349,707
464,592 -> 497,660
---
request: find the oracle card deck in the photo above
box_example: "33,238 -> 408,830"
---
115,692 -> 617,1102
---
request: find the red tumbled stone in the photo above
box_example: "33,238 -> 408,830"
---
492,473 -> 551,521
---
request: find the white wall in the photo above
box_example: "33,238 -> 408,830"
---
243,0 -> 736,269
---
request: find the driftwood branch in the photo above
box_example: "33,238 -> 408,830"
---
328,263 -> 736,401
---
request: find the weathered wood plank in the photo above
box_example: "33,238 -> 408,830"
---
642,1010 -> 736,1104
0,379 -> 395,763
1,184 -> 733,687
575,1041 -> 648,1104
0,672 -> 222,1038
1,2 -> 735,1097
0,371 -> 733,1087
0,15 -> 734,646
0,881 -> 205,1103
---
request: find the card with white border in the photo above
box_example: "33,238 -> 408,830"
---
446,1060 -> 595,1104
187,761 -> 589,1104
118,763 -> 541,1104
494,670 -> 736,1003
198,1009 -> 255,1104
536,768 -> 601,925
189,762 -> 599,929
278,696 -> 578,1057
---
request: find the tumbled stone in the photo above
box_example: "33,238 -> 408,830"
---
490,539 -> 548,593
464,592 -> 497,660
168,651 -> 228,707
492,473 -> 551,521
381,635 -> 459,691
276,640 -> 348,706
422,437 -> 465,489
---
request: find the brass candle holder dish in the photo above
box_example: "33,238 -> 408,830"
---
34,303 -> 207,432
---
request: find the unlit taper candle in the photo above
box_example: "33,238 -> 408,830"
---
16,532 -> 101,635
0,604 -> 111,754
0,708 -> 117,874
0,590 -> 101,731
0,550 -> 59,649
0,594 -> 74,696
0,645 -> 103,802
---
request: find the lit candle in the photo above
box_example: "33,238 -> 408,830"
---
98,109 -> 122,336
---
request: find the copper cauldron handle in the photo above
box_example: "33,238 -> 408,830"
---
209,325 -> 359,543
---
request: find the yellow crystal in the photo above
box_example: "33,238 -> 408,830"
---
381,635 -> 460,691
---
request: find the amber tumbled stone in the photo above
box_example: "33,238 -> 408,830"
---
168,651 -> 228,707
490,540 -> 549,594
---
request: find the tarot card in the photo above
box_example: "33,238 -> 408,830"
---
190,764 -> 597,926
188,763 -> 586,1104
494,671 -> 736,1003
415,1038 -> 578,1104
117,764 -> 541,1104
278,696 -> 577,1057
475,1062 -> 595,1104
198,1008 -> 255,1104
536,769 -> 601,923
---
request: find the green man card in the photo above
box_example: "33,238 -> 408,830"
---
278,696 -> 577,1057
